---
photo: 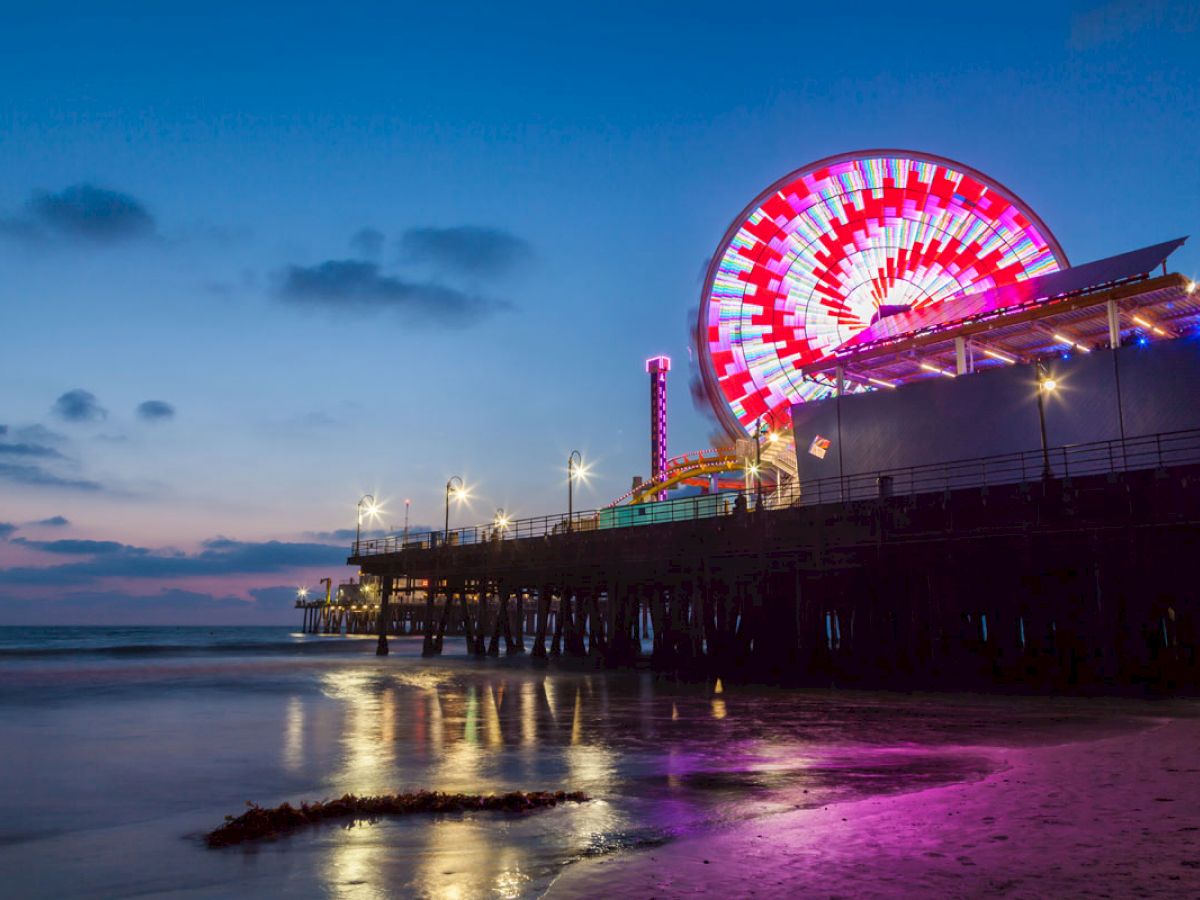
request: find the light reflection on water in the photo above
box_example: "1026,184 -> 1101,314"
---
0,639 -> 1159,899
290,661 -> 1011,897
283,695 -> 305,773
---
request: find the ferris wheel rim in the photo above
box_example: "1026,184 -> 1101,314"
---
696,148 -> 1069,440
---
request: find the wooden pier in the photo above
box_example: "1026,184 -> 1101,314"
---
346,430 -> 1200,692
294,594 -> 539,637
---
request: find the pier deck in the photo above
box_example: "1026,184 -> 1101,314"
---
348,429 -> 1200,690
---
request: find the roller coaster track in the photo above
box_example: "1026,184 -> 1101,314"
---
608,433 -> 798,506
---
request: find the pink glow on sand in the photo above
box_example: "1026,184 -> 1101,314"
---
550,717 -> 1200,897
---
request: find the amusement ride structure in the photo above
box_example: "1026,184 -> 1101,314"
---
624,149 -> 1077,504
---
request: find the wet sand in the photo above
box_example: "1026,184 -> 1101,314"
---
550,715 -> 1200,897
4,629 -> 1198,898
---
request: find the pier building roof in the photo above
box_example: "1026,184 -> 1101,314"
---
797,237 -> 1196,389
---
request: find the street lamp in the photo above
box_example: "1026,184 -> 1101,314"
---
567,450 -> 585,532
494,507 -> 510,539
356,494 -> 379,553
403,498 -> 411,546
296,587 -> 308,601
753,417 -> 765,509
1036,361 -> 1057,480
444,476 -> 466,543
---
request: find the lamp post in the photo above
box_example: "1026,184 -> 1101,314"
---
444,476 -> 464,544
403,498 -> 411,546
355,494 -> 377,554
567,450 -> 583,532
754,417 -> 765,509
494,507 -> 509,540
1036,362 -> 1057,480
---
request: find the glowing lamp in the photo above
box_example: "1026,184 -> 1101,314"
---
645,355 -> 671,373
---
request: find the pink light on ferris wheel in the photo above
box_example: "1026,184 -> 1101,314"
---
696,150 -> 1068,439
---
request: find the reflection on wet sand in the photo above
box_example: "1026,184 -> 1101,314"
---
328,824 -> 387,900
283,695 -> 305,773
3,636 -> 1153,900
291,662 -> 1034,898
519,680 -> 537,748
323,670 -> 399,793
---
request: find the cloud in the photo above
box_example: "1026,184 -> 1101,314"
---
350,227 -> 385,260
0,523 -> 15,540
308,527 -> 384,542
13,538 -> 133,556
0,536 -> 350,584
0,585 -> 305,626
0,420 -> 100,491
278,260 -> 503,326
9,424 -> 67,445
30,516 -> 69,527
52,389 -> 107,423
136,400 -> 176,422
304,525 -> 439,542
0,183 -> 156,245
0,441 -> 63,459
399,226 -> 532,277
0,463 -> 102,491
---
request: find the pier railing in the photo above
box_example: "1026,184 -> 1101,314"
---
352,428 -> 1200,557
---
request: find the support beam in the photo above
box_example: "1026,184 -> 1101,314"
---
970,338 -> 1024,366
376,576 -> 392,655
1107,299 -> 1122,349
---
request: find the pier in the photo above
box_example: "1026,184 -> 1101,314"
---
347,429 -> 1200,691
295,592 -> 540,643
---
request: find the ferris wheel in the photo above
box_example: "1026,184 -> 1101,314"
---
696,150 -> 1069,440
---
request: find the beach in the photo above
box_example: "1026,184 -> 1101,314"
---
551,717 -> 1200,897
0,627 -> 1196,898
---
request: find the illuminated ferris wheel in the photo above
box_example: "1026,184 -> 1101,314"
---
696,150 -> 1069,440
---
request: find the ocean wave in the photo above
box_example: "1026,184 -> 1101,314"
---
0,637 -> 377,659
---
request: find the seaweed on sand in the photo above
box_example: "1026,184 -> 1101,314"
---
206,789 -> 590,847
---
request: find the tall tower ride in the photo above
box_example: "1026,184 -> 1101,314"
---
646,355 -> 670,501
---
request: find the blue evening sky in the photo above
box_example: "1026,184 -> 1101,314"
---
0,1 -> 1196,622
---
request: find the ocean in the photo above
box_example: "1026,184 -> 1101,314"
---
0,626 -> 1165,898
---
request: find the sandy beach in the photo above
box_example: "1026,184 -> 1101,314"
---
550,714 -> 1200,898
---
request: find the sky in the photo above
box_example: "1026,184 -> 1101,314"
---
1,0 -> 1197,624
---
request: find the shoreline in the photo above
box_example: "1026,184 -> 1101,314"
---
548,714 -> 1200,898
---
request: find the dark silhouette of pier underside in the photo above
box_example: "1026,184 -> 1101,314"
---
351,431 -> 1200,692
